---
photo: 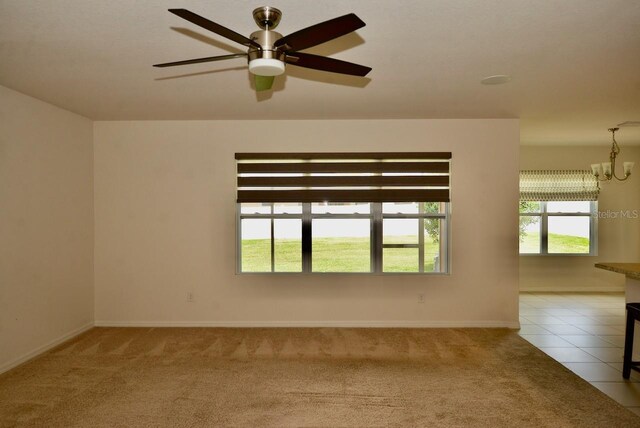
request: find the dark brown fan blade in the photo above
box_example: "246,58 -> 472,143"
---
286,52 -> 371,76
169,9 -> 261,50
154,53 -> 247,68
274,13 -> 365,52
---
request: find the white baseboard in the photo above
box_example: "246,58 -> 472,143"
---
520,287 -> 625,293
95,320 -> 520,329
0,322 -> 94,375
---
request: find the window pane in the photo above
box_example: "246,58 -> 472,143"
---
241,203 -> 271,214
422,202 -> 444,214
274,203 -> 302,214
424,218 -> 444,272
274,219 -> 301,272
241,219 -> 271,272
383,248 -> 419,272
312,219 -> 370,272
383,219 -> 418,244
383,202 -> 446,214
519,216 -> 541,254
547,201 -> 591,213
519,201 -> 541,213
383,202 -> 419,214
548,216 -> 590,253
312,202 -> 370,214
383,219 -> 419,272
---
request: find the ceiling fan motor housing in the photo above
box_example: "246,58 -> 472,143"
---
248,30 -> 286,76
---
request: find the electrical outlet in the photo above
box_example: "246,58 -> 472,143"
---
187,292 -> 194,303
418,293 -> 425,304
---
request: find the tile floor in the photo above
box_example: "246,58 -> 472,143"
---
519,292 -> 640,416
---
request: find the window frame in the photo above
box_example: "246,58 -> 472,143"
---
379,203 -> 449,274
519,201 -> 598,256
237,202 -> 451,274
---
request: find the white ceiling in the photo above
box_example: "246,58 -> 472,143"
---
1,0 -> 639,145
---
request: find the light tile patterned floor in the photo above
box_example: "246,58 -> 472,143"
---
519,292 -> 640,414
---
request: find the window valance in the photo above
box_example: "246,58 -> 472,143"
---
235,152 -> 451,203
519,170 -> 599,201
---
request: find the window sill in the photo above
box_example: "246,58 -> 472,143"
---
519,253 -> 597,257
236,272 -> 451,276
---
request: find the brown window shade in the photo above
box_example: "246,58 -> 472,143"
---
236,152 -> 451,203
237,162 -> 449,174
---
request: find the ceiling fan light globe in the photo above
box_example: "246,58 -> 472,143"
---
249,58 -> 285,76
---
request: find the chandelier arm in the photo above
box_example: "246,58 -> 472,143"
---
612,170 -> 630,181
610,153 -> 632,181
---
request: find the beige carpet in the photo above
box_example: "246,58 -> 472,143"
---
1,327 -> 639,427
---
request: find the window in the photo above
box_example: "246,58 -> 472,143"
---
519,201 -> 597,255
382,202 -> 447,273
311,203 -> 371,272
519,170 -> 599,256
240,203 -> 303,272
238,201 -> 449,273
235,152 -> 452,274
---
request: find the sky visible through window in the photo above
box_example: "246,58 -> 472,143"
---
242,202 -> 422,239
521,201 -> 590,238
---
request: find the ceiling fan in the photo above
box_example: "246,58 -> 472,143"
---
154,6 -> 371,91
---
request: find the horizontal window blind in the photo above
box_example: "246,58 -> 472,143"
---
236,152 -> 451,203
520,170 -> 599,201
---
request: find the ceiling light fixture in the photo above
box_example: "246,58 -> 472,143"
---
153,7 -> 371,92
481,75 -> 511,85
591,128 -> 634,182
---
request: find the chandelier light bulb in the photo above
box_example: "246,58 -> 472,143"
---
591,164 -> 602,177
602,162 -> 612,178
624,162 -> 635,176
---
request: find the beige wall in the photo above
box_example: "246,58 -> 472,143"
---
0,86 -> 94,372
94,119 -> 520,327
520,145 -> 640,291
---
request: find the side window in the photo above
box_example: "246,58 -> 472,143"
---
519,201 -> 597,255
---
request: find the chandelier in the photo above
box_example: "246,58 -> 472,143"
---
591,128 -> 634,182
